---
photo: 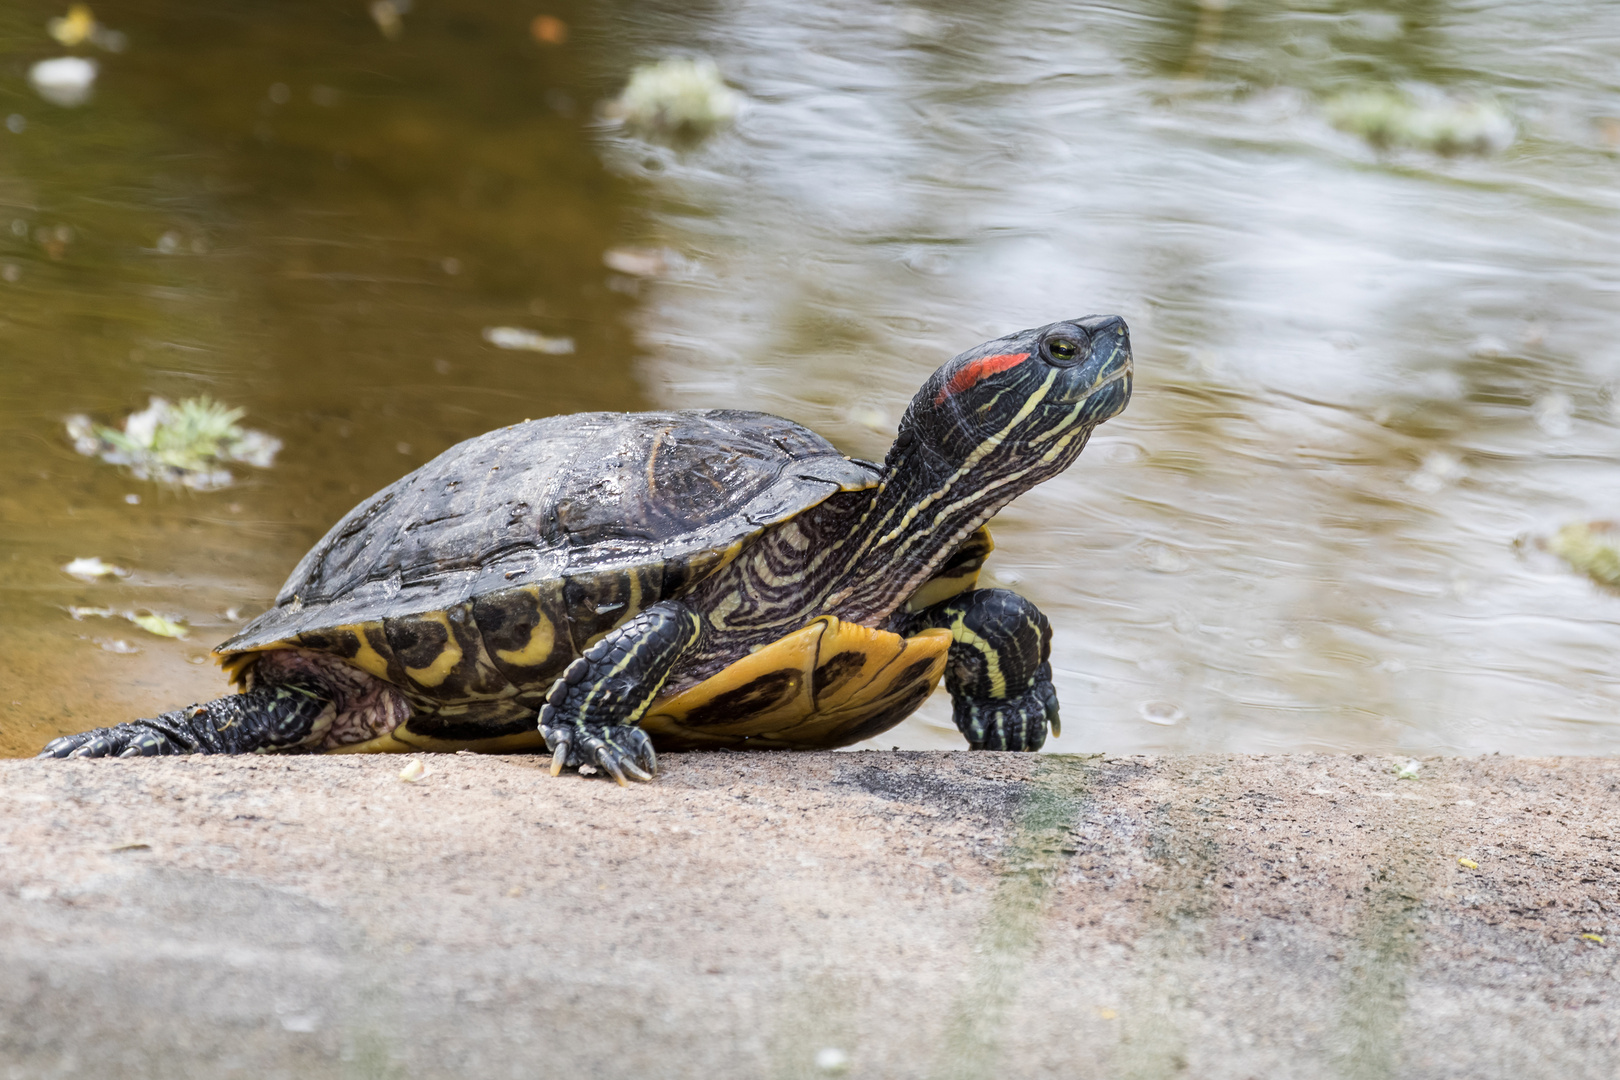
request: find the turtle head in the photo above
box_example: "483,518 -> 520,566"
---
893,315 -> 1133,484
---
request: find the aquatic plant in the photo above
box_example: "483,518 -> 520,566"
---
605,58 -> 740,141
66,395 -> 281,491
1324,86 -> 1513,155
1549,521 -> 1620,591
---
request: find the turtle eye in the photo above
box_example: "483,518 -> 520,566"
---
1044,334 -> 1086,366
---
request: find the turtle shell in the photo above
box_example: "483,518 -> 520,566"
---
218,410 -> 881,737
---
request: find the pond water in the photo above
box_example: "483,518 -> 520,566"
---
2,0 -> 1617,758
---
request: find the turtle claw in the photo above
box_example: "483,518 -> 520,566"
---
595,746 -> 629,787
954,663 -> 1060,752
547,732 -> 571,776
540,719 -> 657,784
38,732 -> 91,758
39,721 -> 189,759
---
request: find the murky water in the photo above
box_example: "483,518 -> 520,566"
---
3,0 -> 1617,758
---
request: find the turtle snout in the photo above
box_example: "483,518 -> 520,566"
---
1080,314 -> 1131,378
1068,315 -> 1131,422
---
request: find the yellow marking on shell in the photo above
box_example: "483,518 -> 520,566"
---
337,623 -> 393,680
402,611 -> 464,688
646,425 -> 669,495
217,646 -> 283,688
493,591 -> 557,667
641,620 -> 828,740
640,618 -> 950,749
764,627 -> 949,746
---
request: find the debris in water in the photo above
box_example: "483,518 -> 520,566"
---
604,58 -> 740,142
67,604 -> 188,639
1324,86 -> 1513,155
47,5 -> 125,51
98,638 -> 139,654
65,396 -> 281,490
29,57 -> 98,107
531,15 -> 567,45
1405,450 -> 1464,494
813,1047 -> 850,1074
1549,521 -> 1620,590
47,5 -> 94,45
603,246 -> 675,277
399,758 -> 429,783
63,556 -> 127,581
128,612 -> 188,639
482,326 -> 575,354
370,0 -> 407,40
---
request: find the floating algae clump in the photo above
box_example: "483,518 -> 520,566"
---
606,58 -> 740,141
1549,522 -> 1620,590
1324,86 -> 1513,155
66,396 -> 281,491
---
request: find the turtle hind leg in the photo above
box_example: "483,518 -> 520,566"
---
904,588 -> 1057,752
37,678 -> 335,758
540,600 -> 703,784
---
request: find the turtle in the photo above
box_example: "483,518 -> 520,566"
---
41,315 -> 1133,782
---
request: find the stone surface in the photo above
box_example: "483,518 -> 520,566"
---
0,752 -> 1616,1078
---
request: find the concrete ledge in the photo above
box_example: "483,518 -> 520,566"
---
1,752 -> 1616,1078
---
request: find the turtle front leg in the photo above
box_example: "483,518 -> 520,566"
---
904,589 -> 1058,751
540,600 -> 703,784
38,678 -> 335,758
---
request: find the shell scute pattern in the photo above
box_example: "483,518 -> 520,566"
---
639,618 -> 951,749
216,411 -> 882,741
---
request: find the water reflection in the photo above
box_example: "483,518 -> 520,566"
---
598,0 -> 1620,753
2,0 -> 1616,757
0,0 -> 639,754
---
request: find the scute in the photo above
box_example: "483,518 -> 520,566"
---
639,617 -> 952,750
220,410 -> 881,661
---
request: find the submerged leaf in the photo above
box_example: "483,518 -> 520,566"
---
128,611 -> 188,639
63,556 -> 127,581
1550,522 -> 1620,590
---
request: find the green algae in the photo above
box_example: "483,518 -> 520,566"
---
65,395 -> 280,491
1549,522 -> 1620,590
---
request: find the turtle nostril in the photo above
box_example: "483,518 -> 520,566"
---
1081,314 -> 1127,337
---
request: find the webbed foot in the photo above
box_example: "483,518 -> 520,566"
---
540,715 -> 657,785
953,660 -> 1059,751
906,588 -> 1061,752
37,679 -> 333,759
38,719 -> 193,758
536,600 -> 703,784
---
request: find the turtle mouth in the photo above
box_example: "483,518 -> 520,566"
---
1060,346 -> 1133,423
1074,363 -> 1131,425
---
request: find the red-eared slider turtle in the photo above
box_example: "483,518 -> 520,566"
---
42,316 -> 1133,782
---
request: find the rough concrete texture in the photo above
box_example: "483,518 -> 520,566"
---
0,752 -> 1616,1079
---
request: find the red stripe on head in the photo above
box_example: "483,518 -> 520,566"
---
934,352 -> 1031,405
